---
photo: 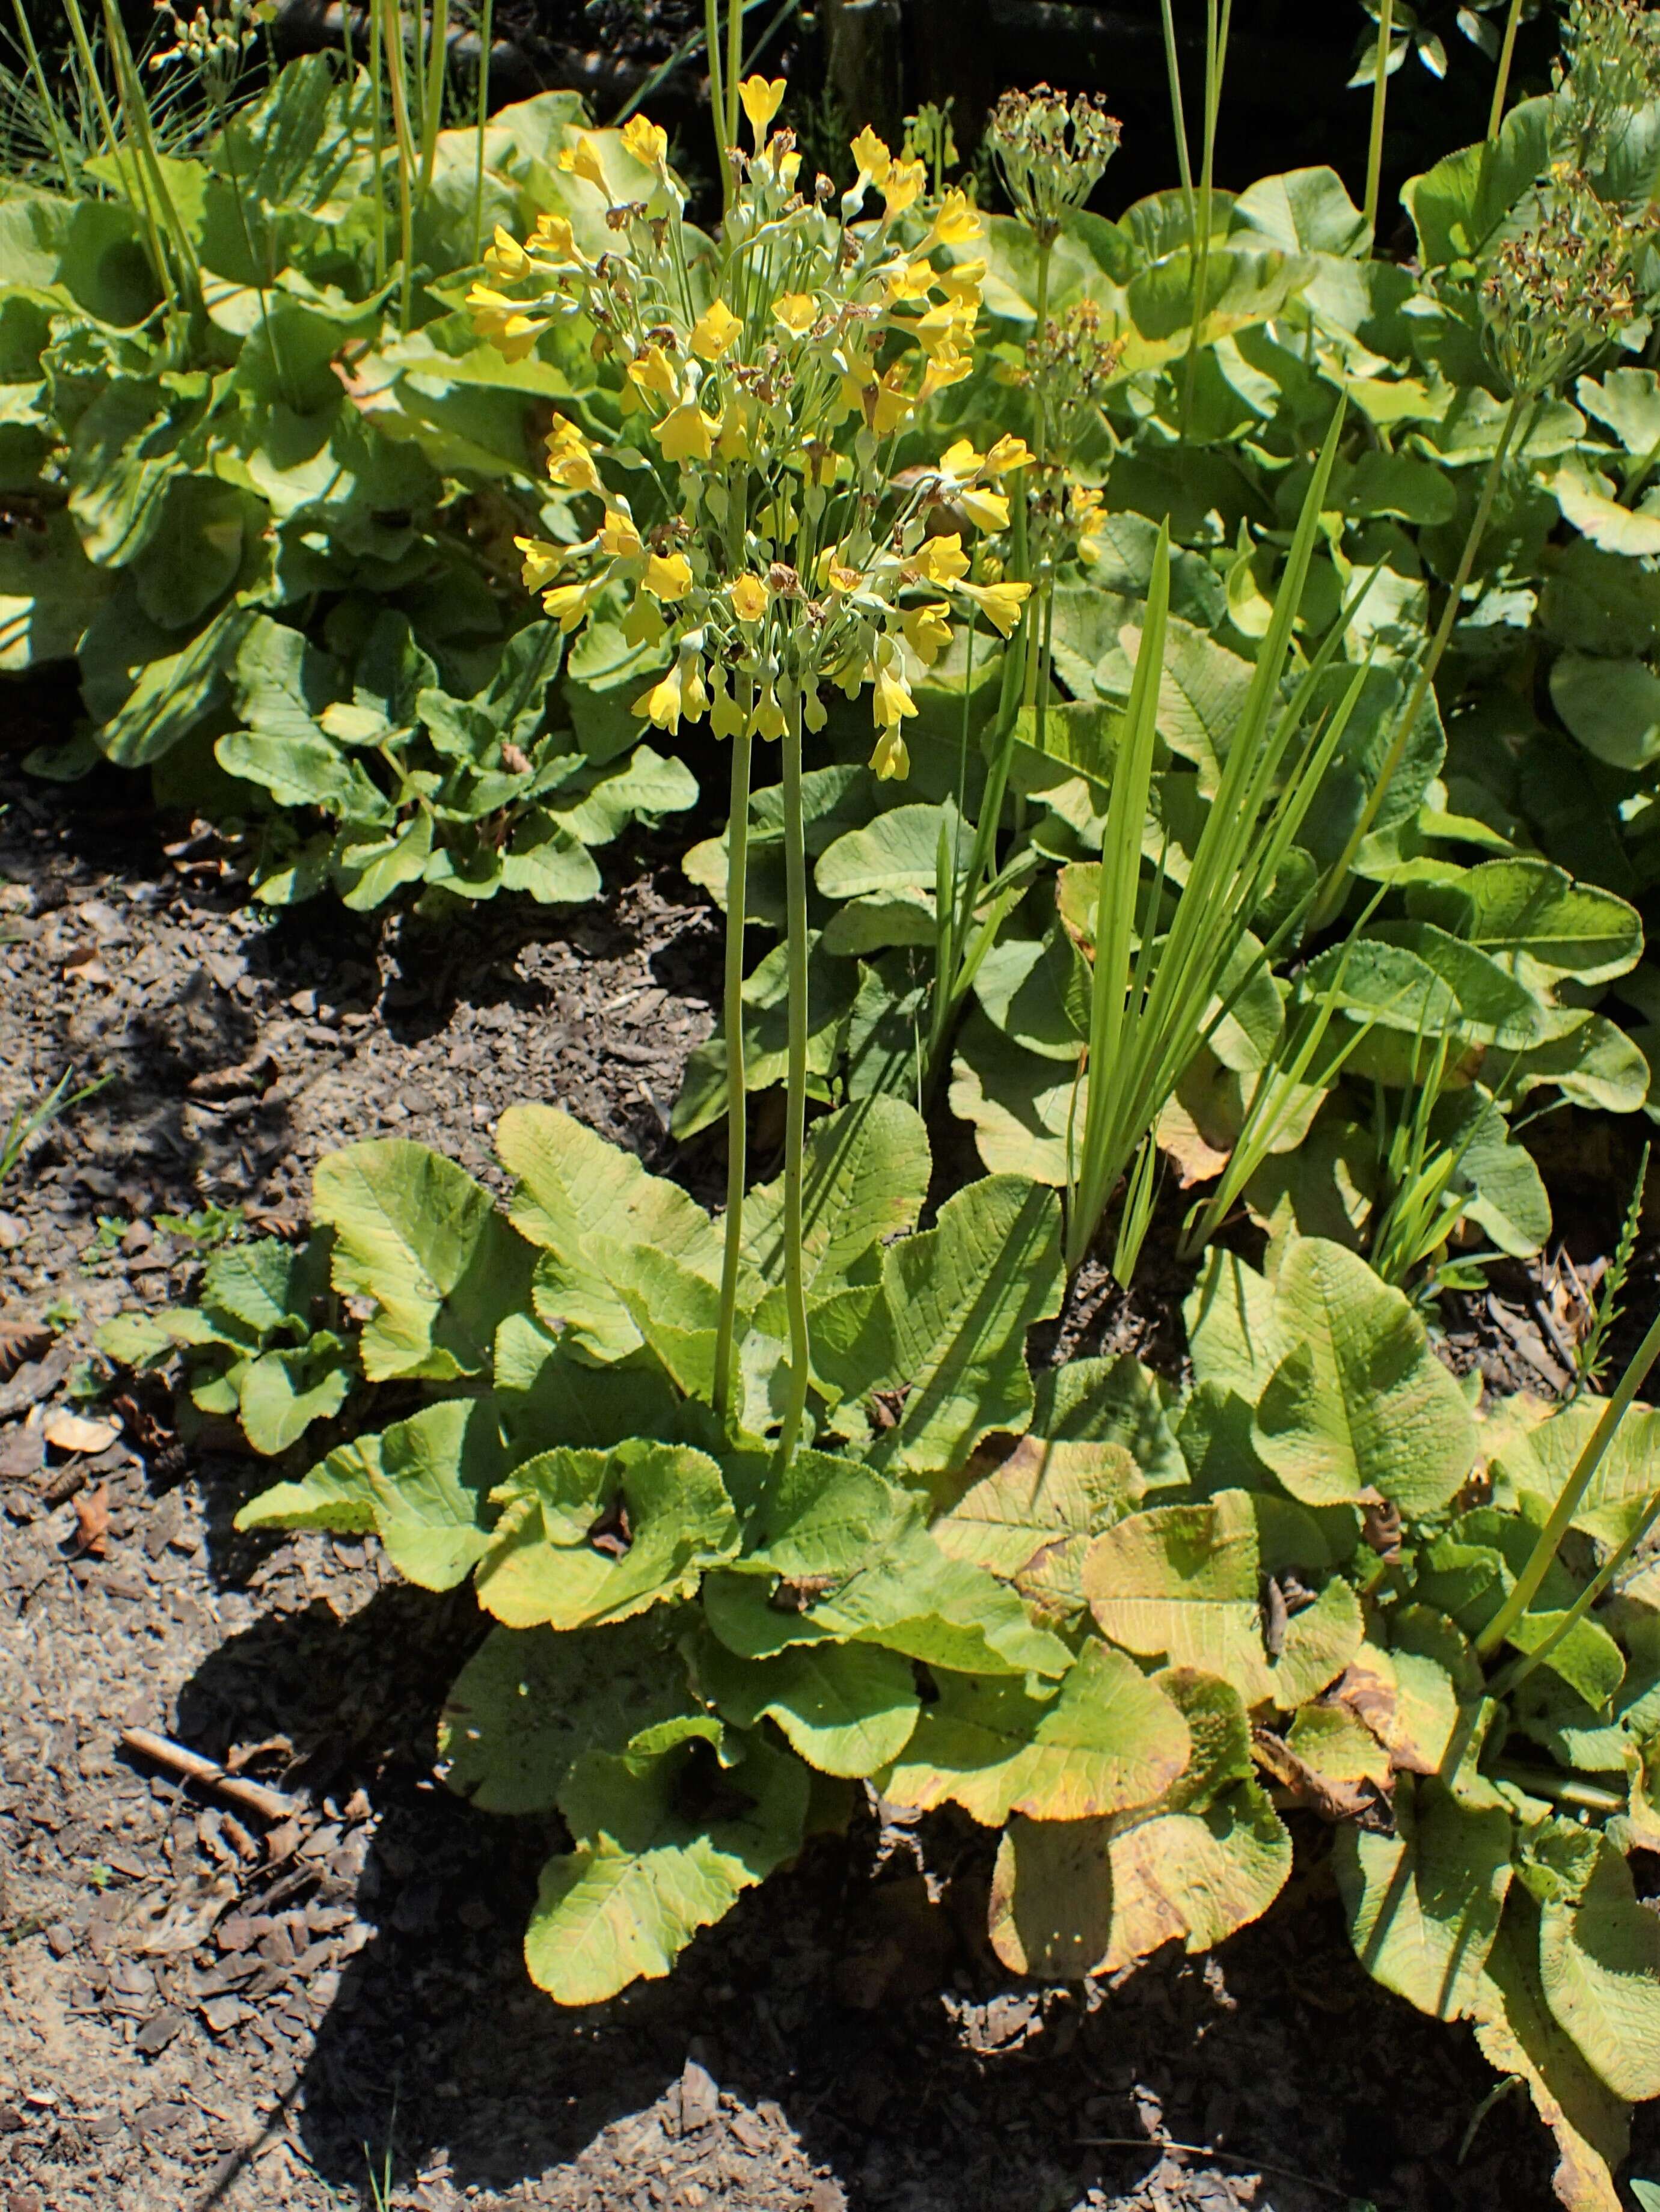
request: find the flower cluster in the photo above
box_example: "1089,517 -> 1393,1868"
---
997,299 -> 1123,564
1482,167 -> 1655,396
1556,0 -> 1660,166
985,84 -> 1121,244
150,0 -> 273,72
468,82 -> 1035,780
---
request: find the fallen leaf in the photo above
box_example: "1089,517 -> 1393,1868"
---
42,1408 -> 121,1454
61,946 -> 111,985
0,1313 -> 52,1382
1251,1726 -> 1395,1830
186,1053 -> 277,1103
71,1485 -> 110,1556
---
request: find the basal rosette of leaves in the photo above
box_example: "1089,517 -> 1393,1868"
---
0,57 -> 698,909
99,1107 -> 1660,2210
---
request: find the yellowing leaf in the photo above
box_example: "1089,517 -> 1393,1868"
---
931,1434 -> 1144,1613
1335,1774 -> 1513,2023
1083,1489 -> 1273,1703
1538,1838 -> 1660,2102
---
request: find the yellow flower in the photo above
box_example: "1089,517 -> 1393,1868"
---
483,224 -> 531,284
620,114 -> 668,170
901,602 -> 952,666
922,188 -> 984,250
729,574 -> 770,622
544,418 -> 601,495
850,126 -> 892,184
530,212 -> 581,263
834,655 -> 869,698
959,579 -> 1032,637
627,344 -> 680,402
914,301 -> 973,359
1071,483 -> 1106,563
779,149 -> 802,191
985,434 -> 1035,475
682,659 -> 709,721
872,660 -> 917,729
801,447 -> 839,487
623,596 -> 667,646
749,687 -> 788,741
883,159 -> 926,216
773,292 -> 816,335
881,259 -> 934,305
467,285 -> 538,362
940,436 -> 985,479
557,134 -> 608,192
913,532 -> 969,585
710,675 -> 746,740
691,298 -> 741,360
514,536 -> 563,591
959,484 -> 1010,532
655,396 -> 717,462
715,401 -> 752,461
645,550 -> 693,600
600,507 -> 643,559
543,580 -> 598,633
634,664 -> 684,733
739,74 -> 786,139
870,727 -> 910,780
869,364 -> 914,436
918,346 -> 973,403
937,259 -> 985,306
825,554 -> 862,594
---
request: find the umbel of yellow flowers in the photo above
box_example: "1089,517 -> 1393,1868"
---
466,79 -> 1032,782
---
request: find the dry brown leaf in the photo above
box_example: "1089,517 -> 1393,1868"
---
1323,1650 -> 1400,1753
71,1484 -> 110,1556
1251,1726 -> 1394,1829
0,1313 -> 52,1382
186,1052 -> 277,1103
42,1407 -> 121,1454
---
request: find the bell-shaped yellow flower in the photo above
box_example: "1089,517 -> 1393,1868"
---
901,602 -> 952,666
600,507 -> 644,560
682,658 -> 709,721
710,675 -> 747,740
656,397 -> 717,462
729,574 -> 770,622
530,212 -> 581,263
634,663 -> 684,733
483,225 -> 531,284
872,659 -> 917,729
850,126 -> 892,184
543,580 -> 599,633
803,687 -> 828,732
514,536 -> 563,591
914,302 -> 973,360
834,655 -> 871,699
739,74 -> 786,139
773,293 -> 816,335
985,434 -> 1035,475
913,532 -> 969,585
544,428 -> 601,496
870,727 -> 910,780
881,259 -> 934,305
939,436 -> 984,479
918,345 -> 973,403
645,550 -> 693,600
959,483 -> 1010,532
467,286 -> 538,362
623,595 -> 667,647
922,188 -> 985,251
883,159 -> 925,216
938,258 -> 985,305
620,114 -> 668,170
691,298 -> 741,361
715,401 -> 752,461
749,687 -> 788,741
557,134 -> 608,192
960,579 -> 1032,637
628,344 -> 680,402
869,364 -> 915,436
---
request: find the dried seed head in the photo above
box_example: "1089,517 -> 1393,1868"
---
987,83 -> 1121,240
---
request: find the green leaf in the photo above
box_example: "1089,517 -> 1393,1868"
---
694,1639 -> 919,1779
1231,166 -> 1368,256
1551,653 -> 1660,772
314,1139 -> 530,1381
525,1731 -> 808,2005
740,1096 -> 931,1298
1406,860 -> 1642,991
1084,1490 -> 1271,1700
1031,1353 -> 1186,1489
497,1104 -> 720,1361
474,1439 -> 737,1630
236,1343 -> 351,1455
880,1640 -> 1190,1825
1336,1774 -> 1513,2021
234,1435 -> 381,1535
0,509 -> 112,671
815,801 -> 960,898
1546,460 -> 1660,561
1538,1836 -> 1660,2101
1493,1398 -> 1660,1547
1401,95 -> 1553,266
815,1175 -> 1065,1474
931,1432 -> 1146,1613
1252,1238 -> 1477,1515
948,1012 -> 1077,1184
989,1669 -> 1290,1979
438,1613 -> 698,1814
1184,1247 -> 1285,1400
364,1398 -> 504,1590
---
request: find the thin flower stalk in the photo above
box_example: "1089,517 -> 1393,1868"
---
1489,0 -> 1524,137
1364,0 -> 1394,236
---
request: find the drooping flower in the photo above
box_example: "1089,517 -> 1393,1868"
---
529,212 -> 581,263
881,260 -> 934,305
710,673 -> 746,740
600,508 -> 644,560
937,259 -> 986,307
620,114 -> 669,171
467,285 -> 539,362
514,536 -> 563,591
545,417 -> 602,495
883,159 -> 926,216
750,686 -> 788,741
634,662 -> 684,732
959,578 -> 1032,636
730,574 -> 770,622
850,126 -> 892,184
656,397 -> 717,462
645,550 -> 693,600
985,435 -> 1035,475
544,579 -> 601,632
871,727 -> 909,780
901,602 -> 952,665
691,299 -> 742,361
921,188 -> 985,251
918,346 -> 973,403
715,402 -> 752,461
557,134 -> 608,192
739,74 -> 786,139
628,344 -> 680,402
483,225 -> 533,284
912,532 -> 970,584
872,657 -> 917,728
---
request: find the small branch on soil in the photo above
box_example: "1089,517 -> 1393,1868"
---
1074,2139 -> 1352,2201
118,1728 -> 300,1822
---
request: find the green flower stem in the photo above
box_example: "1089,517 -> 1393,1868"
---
1312,388 -> 1530,930
1488,0 -> 1524,142
382,0 -> 419,331
1159,0 -> 1194,226
471,0 -> 495,261
369,0 -> 388,287
712,723 -> 754,1423
1364,0 -> 1394,240
64,0 -> 162,299
1180,0 -> 1231,433
706,0 -> 733,212
724,0 -> 744,170
1489,1765 -> 1625,1815
773,694 -> 812,1470
1475,1300 -> 1660,1661
1487,1489 -> 1660,1702
418,0 -> 449,198
10,0 -> 75,194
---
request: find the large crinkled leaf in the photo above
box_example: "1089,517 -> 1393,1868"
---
606,1243 -> 736,1403
988,1667 -> 1290,1979
235,1343 -> 352,1455
1474,1898 -> 1629,2212
1183,1247 -> 1285,1401
1538,1838 -> 1660,2102
438,1613 -> 698,1813
741,1096 -> 931,1298
1546,465 -> 1660,564
1401,95 -> 1553,267
525,1731 -> 809,2005
1493,1398 -> 1660,1547
880,1639 -> 1190,1826
931,1432 -> 1146,1613
726,1446 -> 922,1583
1030,1352 -> 1186,1490
498,1104 -> 721,1361
314,1140 -> 531,1382
814,800 -> 961,898
813,1175 -> 1065,1474
474,1438 -> 738,1630
1405,860 -> 1643,992
694,1637 -> 919,1779
1251,1238 -> 1477,1515
1335,1774 -> 1514,2023
948,1012 -> 1078,1184
368,1397 -> 506,1590
1231,165 -> 1368,257
235,1435 -> 381,1535
1084,1491 -> 1268,1697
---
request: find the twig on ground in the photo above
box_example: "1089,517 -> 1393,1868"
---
1074,2137 -> 1352,2201
119,1726 -> 300,1822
